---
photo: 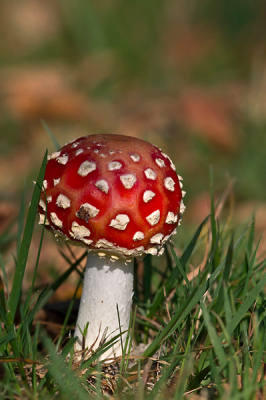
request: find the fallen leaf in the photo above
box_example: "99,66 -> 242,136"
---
163,23 -> 217,71
0,1 -> 59,53
179,88 -> 241,152
1,66 -> 91,121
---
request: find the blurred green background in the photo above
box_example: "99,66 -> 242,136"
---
0,0 -> 266,280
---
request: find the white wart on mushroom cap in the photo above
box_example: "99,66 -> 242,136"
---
38,134 -> 185,259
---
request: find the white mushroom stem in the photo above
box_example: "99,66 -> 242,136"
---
74,252 -> 134,360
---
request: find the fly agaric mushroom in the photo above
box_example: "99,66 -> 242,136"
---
38,134 -> 185,359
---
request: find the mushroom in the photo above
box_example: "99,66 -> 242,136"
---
38,134 -> 185,359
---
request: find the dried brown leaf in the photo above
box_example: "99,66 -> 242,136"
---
180,89 -> 241,152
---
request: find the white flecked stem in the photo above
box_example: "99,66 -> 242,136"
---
74,253 -> 134,360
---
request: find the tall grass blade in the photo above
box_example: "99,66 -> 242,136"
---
210,167 -> 220,268
42,335 -> 88,398
148,215 -> 210,317
247,218 -> 255,256
23,216 -> 47,317
0,255 -> 9,298
16,187 -> 25,257
180,214 -> 211,268
7,151 -> 47,323
201,302 -> 227,369
213,234 -> 234,314
226,270 -> 266,337
25,250 -> 86,327
170,245 -> 192,290
41,120 -> 61,150
242,235 -> 262,301
150,358 -> 180,397
0,332 -> 15,347
223,284 -> 233,334
174,355 -> 193,400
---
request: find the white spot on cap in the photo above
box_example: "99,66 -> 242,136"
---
109,150 -> 115,154
38,214 -> 44,225
165,212 -> 178,224
146,247 -> 158,255
71,142 -> 80,148
78,161 -> 96,177
54,178 -> 60,186
180,200 -> 186,214
143,190 -> 156,203
66,138 -> 76,144
120,174 -> 137,189
39,199 -> 46,211
48,151 -> 61,160
94,149 -> 99,153
146,210 -> 160,226
95,180 -> 109,194
47,196 -> 52,203
75,149 -> 84,156
162,152 -> 176,170
170,160 -> 176,171
95,238 -> 115,249
145,168 -> 156,180
57,155 -> 68,165
43,180 -> 48,190
108,161 -> 122,171
178,175 -> 183,181
164,177 -> 175,191
109,214 -> 130,230
39,213 -> 49,226
130,153 -> 140,162
182,191 -> 186,197
150,233 -> 164,244
162,234 -> 170,245
70,221 -> 92,245
155,158 -> 165,168
133,231 -> 145,241
158,247 -> 165,256
50,212 -> 63,228
77,203 -> 100,219
56,194 -> 71,209
95,239 -> 145,258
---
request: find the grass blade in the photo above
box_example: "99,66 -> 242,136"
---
41,120 -> 61,150
201,302 -> 227,369
227,270 -> 266,337
242,235 -> 263,301
142,223 -> 250,358
16,188 -> 26,257
148,215 -> 210,317
8,151 -> 47,323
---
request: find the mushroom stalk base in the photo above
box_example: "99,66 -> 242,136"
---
74,253 -> 134,360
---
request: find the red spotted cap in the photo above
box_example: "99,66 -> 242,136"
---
38,134 -> 185,261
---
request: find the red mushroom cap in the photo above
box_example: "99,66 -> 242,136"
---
38,134 -> 185,260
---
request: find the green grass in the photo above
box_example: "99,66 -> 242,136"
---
0,156 -> 266,399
